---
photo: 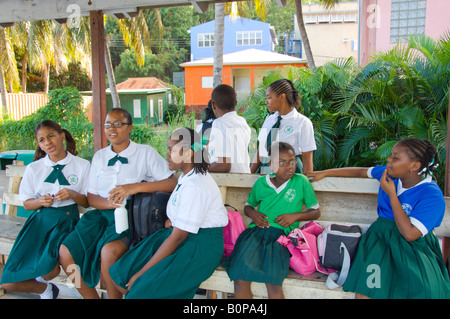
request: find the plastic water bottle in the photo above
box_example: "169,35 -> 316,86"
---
114,201 -> 128,234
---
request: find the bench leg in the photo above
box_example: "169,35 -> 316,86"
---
0,257 -> 4,296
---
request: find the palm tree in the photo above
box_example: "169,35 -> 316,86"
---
0,27 -> 19,115
106,9 -> 163,107
293,0 -> 342,70
212,1 -> 271,88
213,3 -> 225,88
335,34 -> 450,186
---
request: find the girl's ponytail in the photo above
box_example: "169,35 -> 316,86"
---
62,129 -> 78,156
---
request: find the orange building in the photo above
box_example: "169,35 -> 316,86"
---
180,49 -> 307,116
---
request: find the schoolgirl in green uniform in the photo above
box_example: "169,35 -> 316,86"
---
307,138 -> 450,299
59,108 -> 177,299
224,142 -> 320,299
1,120 -> 90,299
109,127 -> 228,299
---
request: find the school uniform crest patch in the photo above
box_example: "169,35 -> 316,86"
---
284,189 -> 296,202
402,203 -> 413,215
67,174 -> 79,185
284,126 -> 294,134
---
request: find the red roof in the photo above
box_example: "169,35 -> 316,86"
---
115,77 -> 171,90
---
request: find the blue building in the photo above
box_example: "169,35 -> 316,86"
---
189,15 -> 278,61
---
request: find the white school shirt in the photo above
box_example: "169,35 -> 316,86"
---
88,141 -> 174,198
208,111 -> 251,173
257,109 -> 317,158
167,169 -> 228,234
19,152 -> 91,208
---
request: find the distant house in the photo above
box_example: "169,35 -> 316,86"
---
180,48 -> 307,115
82,77 -> 173,125
189,15 -> 278,61
110,77 -> 173,125
287,2 -> 359,66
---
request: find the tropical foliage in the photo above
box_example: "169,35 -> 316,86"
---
0,87 -> 195,161
241,34 -> 450,191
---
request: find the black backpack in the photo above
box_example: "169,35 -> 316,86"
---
128,191 -> 171,248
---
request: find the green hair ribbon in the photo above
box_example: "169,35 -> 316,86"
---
191,135 -> 209,152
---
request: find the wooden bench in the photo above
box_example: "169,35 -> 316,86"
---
199,173 -> 450,299
0,164 -> 88,298
1,165 -> 450,299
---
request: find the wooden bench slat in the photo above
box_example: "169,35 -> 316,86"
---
2,193 -> 23,207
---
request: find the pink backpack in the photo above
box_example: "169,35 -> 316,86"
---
223,207 -> 246,257
277,221 -> 335,276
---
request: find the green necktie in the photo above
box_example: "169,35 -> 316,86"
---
108,154 -> 128,166
44,164 -> 70,185
265,115 -> 282,151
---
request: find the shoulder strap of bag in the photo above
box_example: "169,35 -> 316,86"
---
326,242 -> 351,289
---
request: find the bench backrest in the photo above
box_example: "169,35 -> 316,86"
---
209,173 -> 450,238
4,166 -> 450,238
2,163 -> 26,216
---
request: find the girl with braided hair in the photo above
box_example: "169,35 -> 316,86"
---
251,79 -> 316,174
109,127 -> 228,299
307,138 -> 450,299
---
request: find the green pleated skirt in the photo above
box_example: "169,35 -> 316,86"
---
109,227 -> 224,299
1,205 -> 79,284
223,226 -> 290,286
343,217 -> 450,299
61,209 -> 129,288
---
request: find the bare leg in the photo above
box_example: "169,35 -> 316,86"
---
100,240 -> 128,299
2,280 -> 47,294
265,283 -> 284,299
2,264 -> 61,295
355,292 -> 371,299
41,264 -> 61,281
59,244 -> 100,299
233,279 -> 253,299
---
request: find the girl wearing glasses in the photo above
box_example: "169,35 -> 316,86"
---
224,142 -> 320,298
1,120 -> 90,299
59,108 -> 177,299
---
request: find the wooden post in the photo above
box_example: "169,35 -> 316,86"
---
90,10 -> 107,151
442,81 -> 450,264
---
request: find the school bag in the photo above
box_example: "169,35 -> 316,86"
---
277,221 -> 335,276
128,191 -> 171,248
317,223 -> 362,289
223,205 -> 246,257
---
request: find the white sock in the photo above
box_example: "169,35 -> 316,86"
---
39,283 -> 53,299
36,276 -> 47,283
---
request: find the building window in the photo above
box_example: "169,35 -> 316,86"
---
317,14 -> 330,23
198,33 -> 214,47
149,99 -> 154,118
202,76 -> 213,88
344,13 -> 357,22
133,99 -> 141,118
390,0 -> 427,44
331,14 -> 344,23
304,14 -> 317,24
158,99 -> 163,123
236,31 -> 262,46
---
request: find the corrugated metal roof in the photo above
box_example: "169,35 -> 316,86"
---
115,77 -> 171,90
